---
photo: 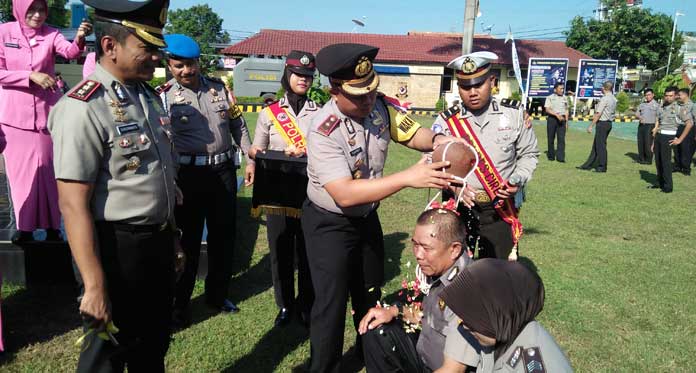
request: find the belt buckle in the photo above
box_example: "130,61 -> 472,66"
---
179,155 -> 191,165
214,153 -> 224,164
194,156 -> 207,166
474,191 -> 491,204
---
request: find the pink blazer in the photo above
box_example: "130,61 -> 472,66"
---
0,22 -> 83,131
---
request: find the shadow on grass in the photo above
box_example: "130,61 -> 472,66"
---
518,256 -> 539,274
383,232 -> 409,284
639,170 -> 657,185
523,227 -> 548,236
221,322 -> 309,372
0,283 -> 80,365
624,152 -> 640,163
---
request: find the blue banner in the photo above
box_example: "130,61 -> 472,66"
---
576,59 -> 618,98
525,58 -> 569,98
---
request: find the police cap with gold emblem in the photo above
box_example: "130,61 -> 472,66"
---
448,51 -> 498,87
316,43 -> 380,96
82,0 -> 170,48
286,50 -> 316,77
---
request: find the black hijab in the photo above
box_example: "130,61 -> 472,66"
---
439,259 -> 545,359
281,69 -> 307,116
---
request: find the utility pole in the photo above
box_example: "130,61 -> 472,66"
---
462,0 -> 478,54
666,11 -> 685,77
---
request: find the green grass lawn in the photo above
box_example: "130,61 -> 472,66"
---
1,114 -> 695,372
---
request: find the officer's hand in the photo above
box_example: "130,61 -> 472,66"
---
496,181 -> 519,200
403,158 -> 454,189
248,145 -> 264,160
524,114 -> 533,129
669,137 -> 682,146
175,185 -> 184,205
80,286 -> 110,326
76,21 -> 93,39
174,239 -> 186,274
244,163 -> 255,186
457,184 -> 477,208
29,72 -> 56,91
586,125 -> 593,134
284,145 -> 305,158
651,142 -> 654,153
358,306 -> 397,335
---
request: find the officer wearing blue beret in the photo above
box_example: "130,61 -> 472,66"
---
158,34 -> 253,327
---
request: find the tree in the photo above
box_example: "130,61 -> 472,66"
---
1,0 -> 69,27
165,5 -> 230,73
566,6 -> 684,72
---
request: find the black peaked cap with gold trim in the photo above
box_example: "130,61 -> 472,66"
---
82,0 -> 170,48
448,51 -> 498,87
316,43 -> 380,96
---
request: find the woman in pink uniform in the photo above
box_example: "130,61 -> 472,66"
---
0,0 -> 91,243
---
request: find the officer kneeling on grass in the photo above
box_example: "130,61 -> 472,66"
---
157,34 -> 254,328
358,203 -> 478,372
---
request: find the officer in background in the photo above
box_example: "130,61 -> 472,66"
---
431,51 -> 539,260
48,0 -> 182,371
158,34 -> 253,327
303,43 -> 462,373
674,88 -> 694,175
578,80 -> 617,172
636,88 -> 659,165
650,86 -> 693,193
544,82 -> 569,162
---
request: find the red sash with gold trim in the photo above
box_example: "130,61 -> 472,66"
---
444,114 -> 523,248
266,102 -> 306,150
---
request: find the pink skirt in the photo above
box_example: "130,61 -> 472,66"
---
1,124 -> 61,231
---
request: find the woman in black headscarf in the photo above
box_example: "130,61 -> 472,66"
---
438,259 -> 573,372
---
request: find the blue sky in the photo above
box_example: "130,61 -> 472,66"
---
170,0 -> 695,42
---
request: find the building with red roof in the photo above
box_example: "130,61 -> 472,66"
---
223,29 -> 592,108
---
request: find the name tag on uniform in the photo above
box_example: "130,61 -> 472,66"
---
350,147 -> 363,157
116,123 -> 140,135
4,42 -> 19,48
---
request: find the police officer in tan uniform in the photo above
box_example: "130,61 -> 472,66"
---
544,82 -> 569,162
158,34 -> 252,326
249,50 -> 319,327
303,43 -> 463,373
578,80 -> 617,172
650,86 -> 693,193
358,207 -> 477,372
48,0 -> 182,371
636,88 -> 659,164
431,51 -> 539,260
675,88 -> 694,175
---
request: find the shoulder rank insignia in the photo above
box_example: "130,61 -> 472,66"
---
500,98 -> 521,109
155,82 -> 172,94
522,347 -> 545,373
317,115 -> 340,136
68,80 -> 101,101
507,346 -> 523,368
439,105 -> 461,121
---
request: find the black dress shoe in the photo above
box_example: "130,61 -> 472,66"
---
647,185 -> 661,189
593,168 -> 606,173
274,308 -> 292,327
219,299 -> 240,313
557,159 -> 565,163
45,229 -> 63,242
11,230 -> 34,244
661,189 -> 673,193
576,166 -> 591,170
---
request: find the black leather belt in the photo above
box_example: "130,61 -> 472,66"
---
97,221 -> 171,232
179,149 -> 236,166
